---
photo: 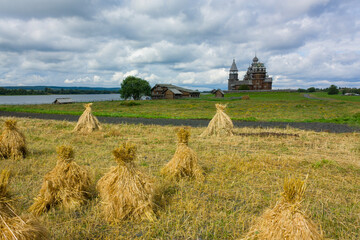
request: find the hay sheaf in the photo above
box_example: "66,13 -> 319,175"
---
0,169 -> 11,217
0,119 -> 27,160
242,177 -> 324,240
0,170 -> 49,240
73,103 -> 102,133
97,142 -> 155,222
29,146 -> 91,215
161,128 -> 204,181
200,104 -> 234,137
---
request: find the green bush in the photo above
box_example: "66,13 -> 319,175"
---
297,88 -> 306,92
120,101 -> 141,106
238,85 -> 250,90
327,85 -> 339,95
307,87 -> 316,92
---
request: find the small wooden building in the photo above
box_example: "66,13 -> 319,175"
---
151,84 -> 200,99
53,98 -> 74,104
212,89 -> 224,98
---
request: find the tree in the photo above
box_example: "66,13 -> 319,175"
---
307,87 -> 316,92
238,85 -> 250,90
119,76 -> 151,100
327,85 -> 339,95
297,88 -> 306,92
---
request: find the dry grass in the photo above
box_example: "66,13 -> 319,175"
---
0,117 -> 359,239
0,170 -> 49,240
0,119 -> 27,160
161,128 -> 204,181
242,176 -> 323,239
29,145 -> 91,215
0,169 -> 11,217
97,142 -> 155,222
73,103 -> 102,133
201,104 -> 234,137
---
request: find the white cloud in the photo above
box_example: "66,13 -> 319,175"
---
110,70 -> 159,85
0,0 -> 359,89
64,77 -> 91,84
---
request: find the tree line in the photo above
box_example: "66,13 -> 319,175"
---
0,87 -> 119,95
297,85 -> 360,95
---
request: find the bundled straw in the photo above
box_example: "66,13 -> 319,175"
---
29,146 -> 91,215
161,128 -> 204,181
242,177 -> 324,240
73,103 -> 102,133
0,169 -> 11,216
0,119 -> 27,160
0,170 -> 49,240
97,142 -> 155,222
200,104 -> 234,137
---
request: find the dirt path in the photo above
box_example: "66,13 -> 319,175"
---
0,110 -> 359,133
303,93 -> 337,101
0,111 -> 360,133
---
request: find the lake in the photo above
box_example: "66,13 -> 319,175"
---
0,94 -> 121,105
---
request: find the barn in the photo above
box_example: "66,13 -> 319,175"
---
151,84 -> 200,99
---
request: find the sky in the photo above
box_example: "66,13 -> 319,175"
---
0,0 -> 359,90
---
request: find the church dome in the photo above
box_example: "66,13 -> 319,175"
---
230,59 -> 238,71
253,56 -> 259,62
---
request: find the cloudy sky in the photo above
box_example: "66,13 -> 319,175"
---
0,0 -> 359,90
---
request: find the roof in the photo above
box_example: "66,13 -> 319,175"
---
230,59 -> 238,71
53,98 -> 74,104
211,89 -> 224,94
152,84 -> 199,93
168,88 -> 182,95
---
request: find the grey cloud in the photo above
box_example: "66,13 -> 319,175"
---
0,0 -> 111,19
0,0 -> 359,89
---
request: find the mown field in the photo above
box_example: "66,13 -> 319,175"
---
0,117 -> 359,239
0,92 -> 359,127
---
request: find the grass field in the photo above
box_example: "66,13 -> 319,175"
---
0,117 -> 359,239
311,92 -> 360,102
0,92 -> 359,127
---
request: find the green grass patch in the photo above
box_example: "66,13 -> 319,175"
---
312,92 -> 360,102
0,92 -> 359,127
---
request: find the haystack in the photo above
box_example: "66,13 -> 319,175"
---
0,169 -> 11,216
200,104 -> 234,137
161,128 -> 204,181
242,177 -> 323,240
97,142 -> 155,222
0,170 -> 49,240
0,119 -> 27,159
29,146 -> 91,215
73,103 -> 102,133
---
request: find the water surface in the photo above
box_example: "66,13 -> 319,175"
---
0,94 -> 120,105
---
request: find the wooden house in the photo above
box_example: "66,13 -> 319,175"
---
53,98 -> 74,104
151,84 -> 200,99
211,89 -> 224,98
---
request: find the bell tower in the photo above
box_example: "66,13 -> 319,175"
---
228,59 -> 239,90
